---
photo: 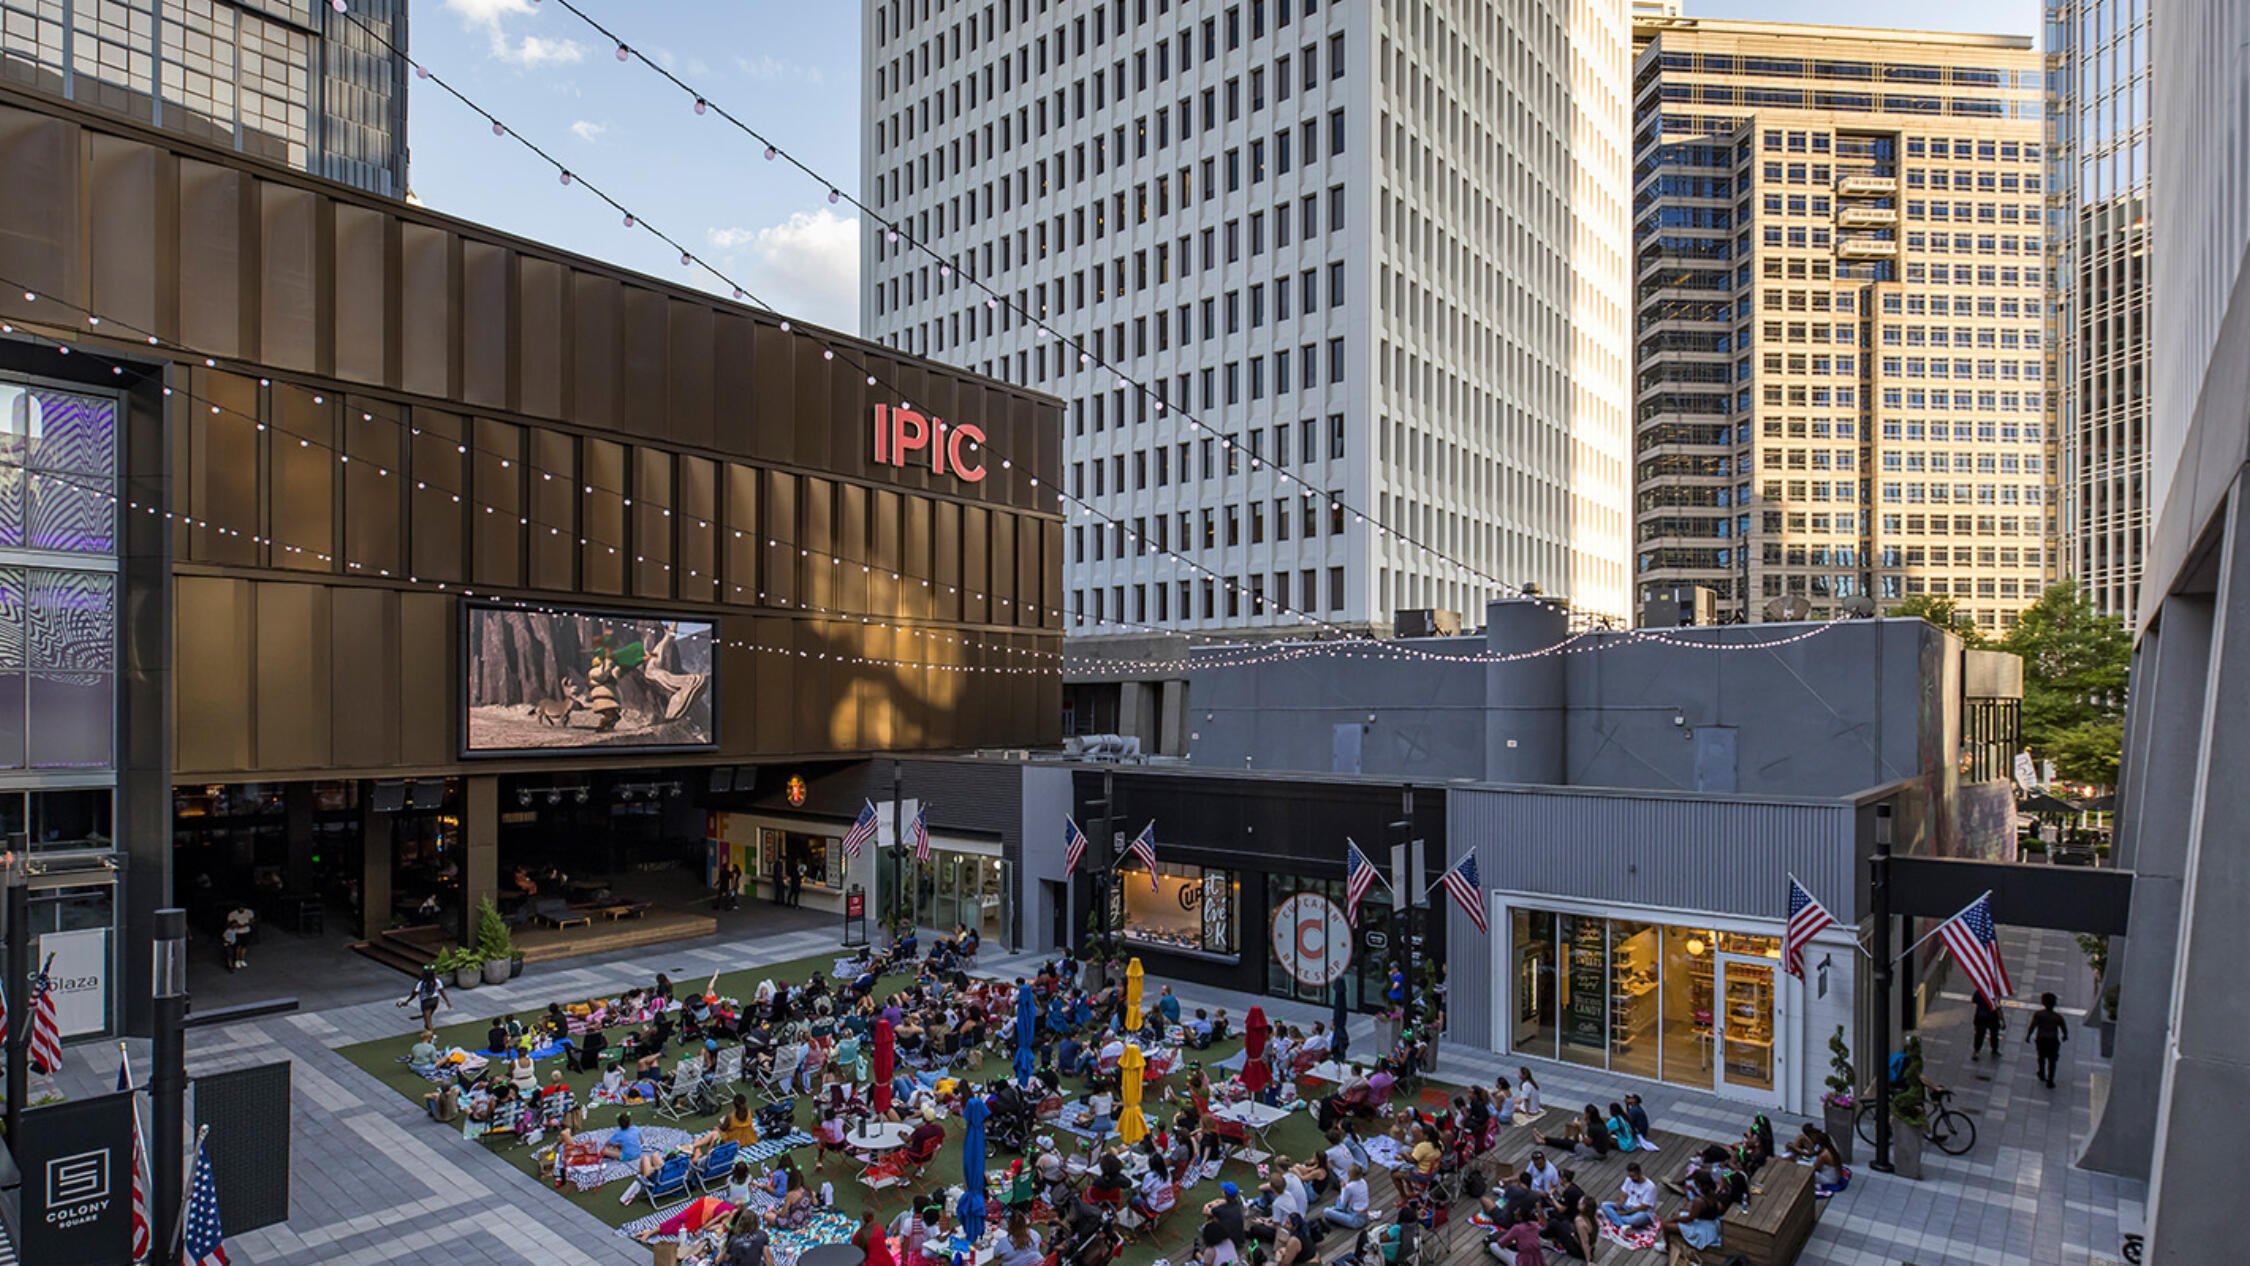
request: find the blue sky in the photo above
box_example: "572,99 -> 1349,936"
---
405,0 -> 2042,337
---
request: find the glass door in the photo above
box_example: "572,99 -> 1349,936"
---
1718,956 -> 1777,1095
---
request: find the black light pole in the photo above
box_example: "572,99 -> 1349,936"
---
3,857 -> 26,1146
1081,775 -> 1113,968
1868,803 -> 1895,1173
150,907 -> 189,1263
890,761 -> 906,935
1388,801 -> 1416,1031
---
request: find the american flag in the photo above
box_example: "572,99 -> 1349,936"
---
1782,876 -> 1839,981
840,799 -> 878,860
1935,892 -> 2014,1006
1439,850 -> 1488,934
27,953 -> 62,1075
1126,821 -> 1159,891
118,1049 -> 151,1261
1063,817 -> 1089,875
911,805 -> 932,862
185,1136 -> 228,1266
1344,839 -> 1379,927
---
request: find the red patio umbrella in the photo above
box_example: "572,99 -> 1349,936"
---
1240,1005 -> 1272,1094
871,1017 -> 896,1115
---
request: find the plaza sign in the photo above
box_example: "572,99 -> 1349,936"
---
873,404 -> 987,483
1271,892 -> 1353,989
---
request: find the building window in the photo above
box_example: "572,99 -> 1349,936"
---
1118,862 -> 1239,956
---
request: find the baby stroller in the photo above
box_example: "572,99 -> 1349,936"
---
1056,1194 -> 1125,1266
754,1096 -> 797,1138
988,1080 -> 1039,1153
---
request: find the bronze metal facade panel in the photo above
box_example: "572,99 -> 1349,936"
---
398,222 -> 453,399
0,90 -> 1063,778
471,416 -> 524,589
0,106 -> 77,318
86,135 -> 163,336
332,203 -> 390,387
461,241 -> 511,410
173,575 -> 255,772
258,182 -> 320,373
271,384 -> 336,572
409,408 -> 466,583
252,581 -> 333,768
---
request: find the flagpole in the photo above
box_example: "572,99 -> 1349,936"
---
172,1123 -> 209,1260
1892,890 -> 1992,965
121,1040 -> 151,1264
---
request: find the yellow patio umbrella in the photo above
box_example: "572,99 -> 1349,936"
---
1125,956 -> 1146,1033
1117,1042 -> 1148,1145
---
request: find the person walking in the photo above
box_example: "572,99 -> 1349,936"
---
2026,992 -> 2069,1088
1970,991 -> 2005,1061
398,967 -> 451,1029
789,861 -> 805,907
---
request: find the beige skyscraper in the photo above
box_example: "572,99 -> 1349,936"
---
1629,18 -> 2051,631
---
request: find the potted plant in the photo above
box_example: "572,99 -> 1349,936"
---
435,946 -> 483,990
474,897 -> 518,984
1821,1025 -> 1856,1164
1888,1036 -> 1927,1180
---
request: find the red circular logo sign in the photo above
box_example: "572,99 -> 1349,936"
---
1270,892 -> 1353,988
785,775 -> 807,806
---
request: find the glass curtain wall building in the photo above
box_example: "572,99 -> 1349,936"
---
2045,0 -> 2150,617
0,0 -> 407,196
1629,19 -> 2052,631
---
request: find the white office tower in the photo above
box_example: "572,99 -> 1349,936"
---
862,0 -> 1634,635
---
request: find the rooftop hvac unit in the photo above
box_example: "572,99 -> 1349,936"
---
1393,608 -> 1462,638
1640,585 -> 1717,628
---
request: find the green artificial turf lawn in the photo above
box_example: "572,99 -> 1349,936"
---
335,954 -> 1349,1263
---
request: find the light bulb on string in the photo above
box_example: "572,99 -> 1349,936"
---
615,44 -> 631,61
492,120 -> 505,136
559,171 -> 572,185
694,98 -> 708,116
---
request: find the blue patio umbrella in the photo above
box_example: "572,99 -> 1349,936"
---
1331,980 -> 1351,1065
958,1092 -> 991,1241
1014,985 -> 1039,1085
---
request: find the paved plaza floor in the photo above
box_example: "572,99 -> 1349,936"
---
43,924 -> 2138,1266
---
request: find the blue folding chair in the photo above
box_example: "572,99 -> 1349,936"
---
640,1153 -> 694,1205
691,1140 -> 741,1192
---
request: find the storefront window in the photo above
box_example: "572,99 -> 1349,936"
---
1661,926 -> 1717,1088
914,849 -> 1011,944
775,830 -> 834,888
1510,905 -> 1783,1098
1609,920 -> 1660,1080
1123,862 -> 1236,956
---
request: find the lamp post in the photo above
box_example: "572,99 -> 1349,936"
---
1868,803 -> 1896,1174
4,855 -> 26,1147
889,761 -> 907,936
150,907 -> 189,1263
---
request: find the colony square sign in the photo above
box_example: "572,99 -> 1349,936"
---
873,404 -> 987,483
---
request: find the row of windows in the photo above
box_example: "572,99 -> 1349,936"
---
1877,451 -> 2045,474
1763,130 -> 2041,162
1070,492 -> 1345,562
1657,51 -> 2039,93
1071,416 -> 1344,493
1663,84 -> 2035,121
1878,482 -> 2046,506
1073,564 -> 1346,627
1879,326 -> 2044,350
1875,388 -> 2045,414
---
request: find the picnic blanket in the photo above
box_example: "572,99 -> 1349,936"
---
475,1041 -> 566,1060
738,1131 -> 816,1164
560,1125 -> 697,1191
1597,1213 -> 1665,1252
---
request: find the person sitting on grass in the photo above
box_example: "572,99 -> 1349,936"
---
602,1110 -> 664,1179
486,1018 -> 511,1056
767,1157 -> 815,1227
407,1029 -> 440,1074
714,1093 -> 759,1148
720,1211 -> 775,1266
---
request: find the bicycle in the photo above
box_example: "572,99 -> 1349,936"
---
1853,1081 -> 1978,1156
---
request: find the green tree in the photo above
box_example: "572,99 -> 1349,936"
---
1889,593 -> 1984,644
2001,582 -> 2131,785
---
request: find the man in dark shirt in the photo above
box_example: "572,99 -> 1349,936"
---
907,1116 -> 947,1157
2025,991 -> 2070,1087
1203,1182 -> 1248,1248
723,1211 -> 773,1266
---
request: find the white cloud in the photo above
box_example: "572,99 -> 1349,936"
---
705,209 -> 859,334
569,120 -> 608,143
441,0 -> 585,67
733,54 -> 826,86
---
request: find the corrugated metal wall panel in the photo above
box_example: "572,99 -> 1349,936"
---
1442,786 -> 1856,1057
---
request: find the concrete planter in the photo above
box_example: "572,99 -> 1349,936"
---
509,955 -> 527,979
1824,1102 -> 1857,1165
452,966 -> 482,990
1889,1119 -> 1924,1180
482,957 -> 511,985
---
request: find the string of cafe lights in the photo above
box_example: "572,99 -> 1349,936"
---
1059,617 -> 1850,675
307,5 -> 1387,646
4,287 -> 1848,675
533,0 -> 1570,614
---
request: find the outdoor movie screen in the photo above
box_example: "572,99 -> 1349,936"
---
463,604 -> 717,753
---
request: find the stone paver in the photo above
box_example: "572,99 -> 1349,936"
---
45,924 -> 2135,1265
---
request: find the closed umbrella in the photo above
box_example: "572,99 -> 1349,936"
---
872,1017 -> 896,1116
1124,957 -> 1146,1035
1014,985 -> 1039,1085
959,1092 -> 991,1241
1116,1043 -> 1148,1145
1331,981 -> 1351,1066
1241,1005 -> 1272,1095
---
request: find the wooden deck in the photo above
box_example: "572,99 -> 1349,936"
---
1398,1113 -> 1819,1266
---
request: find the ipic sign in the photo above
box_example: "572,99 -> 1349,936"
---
873,405 -> 987,483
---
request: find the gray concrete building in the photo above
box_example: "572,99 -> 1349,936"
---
2085,0 -> 2250,1257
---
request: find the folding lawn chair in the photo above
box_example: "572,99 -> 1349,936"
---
712,1045 -> 744,1086
655,1061 -> 703,1122
691,1140 -> 742,1192
639,1153 -> 695,1206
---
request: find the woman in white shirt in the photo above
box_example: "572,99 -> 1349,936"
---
1318,1164 -> 1372,1230
509,1051 -> 539,1097
1514,1067 -> 1542,1117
